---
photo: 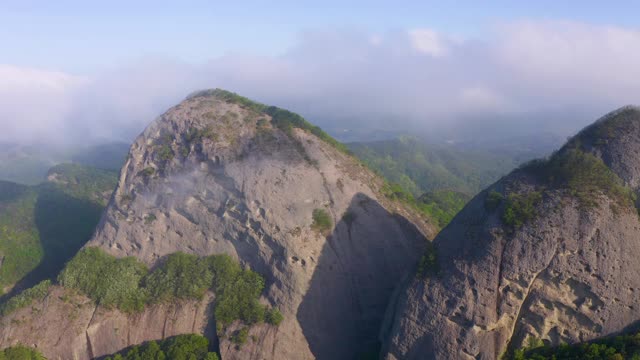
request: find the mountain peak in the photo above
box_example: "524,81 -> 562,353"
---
569,105 -> 640,147
0,89 -> 435,359
382,107 -> 640,360
561,105 -> 640,188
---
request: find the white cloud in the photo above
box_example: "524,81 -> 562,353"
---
459,86 -> 511,111
493,21 -> 640,104
0,65 -> 86,142
0,21 -> 639,144
408,29 -> 449,57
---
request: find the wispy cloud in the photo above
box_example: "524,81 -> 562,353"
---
1,20 -> 639,144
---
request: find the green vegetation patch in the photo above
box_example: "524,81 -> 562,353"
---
494,146 -> 635,232
381,182 -> 468,229
209,255 -> 268,326
188,89 -> 349,159
0,187 -> 41,293
158,144 -> 174,162
507,331 -> 640,360
0,165 -> 116,294
0,345 -> 45,360
568,106 -> 640,147
0,280 -> 51,316
311,209 -> 333,234
155,134 -> 175,163
231,327 -> 249,346
104,334 -> 218,360
348,136 -> 519,196
144,252 -> 215,302
263,106 -> 349,153
502,191 -> 543,230
485,190 -> 504,211
265,307 -> 284,326
58,247 -> 148,312
522,148 -> 634,208
46,163 -> 118,205
417,190 -> 470,228
57,248 -> 282,329
381,182 -> 415,204
144,214 -> 157,224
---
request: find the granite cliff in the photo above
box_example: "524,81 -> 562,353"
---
0,89 -> 434,359
382,106 -> 640,359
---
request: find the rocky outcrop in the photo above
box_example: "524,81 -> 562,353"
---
0,286 -> 214,359
382,106 -> 640,360
0,90 -> 434,359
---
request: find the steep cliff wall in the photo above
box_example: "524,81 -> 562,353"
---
0,90 -> 434,359
382,106 -> 640,360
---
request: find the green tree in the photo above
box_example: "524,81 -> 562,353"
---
0,345 -> 45,360
144,252 -> 213,301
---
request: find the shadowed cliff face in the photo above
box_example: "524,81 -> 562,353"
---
0,191 -> 427,360
382,106 -> 640,360
297,193 -> 427,359
0,90 -> 433,360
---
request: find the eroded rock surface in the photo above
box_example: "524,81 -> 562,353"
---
0,286 -> 213,360
1,90 -> 434,359
382,106 -> 640,360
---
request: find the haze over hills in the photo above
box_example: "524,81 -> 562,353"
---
0,142 -> 128,185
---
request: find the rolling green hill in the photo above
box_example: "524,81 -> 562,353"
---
348,136 -> 520,196
347,135 -> 559,229
0,164 -> 117,297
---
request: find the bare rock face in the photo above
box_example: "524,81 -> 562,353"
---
0,286 -> 214,360
0,90 -> 434,359
382,106 -> 640,360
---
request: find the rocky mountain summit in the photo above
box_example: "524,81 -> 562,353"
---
0,89 -> 434,359
382,106 -> 640,359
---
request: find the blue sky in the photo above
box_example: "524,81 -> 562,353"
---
2,0 -> 639,73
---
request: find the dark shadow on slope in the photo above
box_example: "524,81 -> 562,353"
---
0,181 -> 29,204
203,298 -> 221,355
0,185 -> 104,300
297,193 -> 428,360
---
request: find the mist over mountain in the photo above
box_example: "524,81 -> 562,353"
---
3,3 -> 640,360
0,142 -> 128,185
2,21 -> 639,148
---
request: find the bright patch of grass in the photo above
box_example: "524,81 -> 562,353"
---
0,280 -> 51,316
57,248 -> 282,329
0,344 -> 46,360
311,209 -> 333,234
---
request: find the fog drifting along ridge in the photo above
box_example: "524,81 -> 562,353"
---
1,20 -> 639,145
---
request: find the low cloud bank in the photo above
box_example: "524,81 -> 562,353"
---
1,20 -> 639,145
